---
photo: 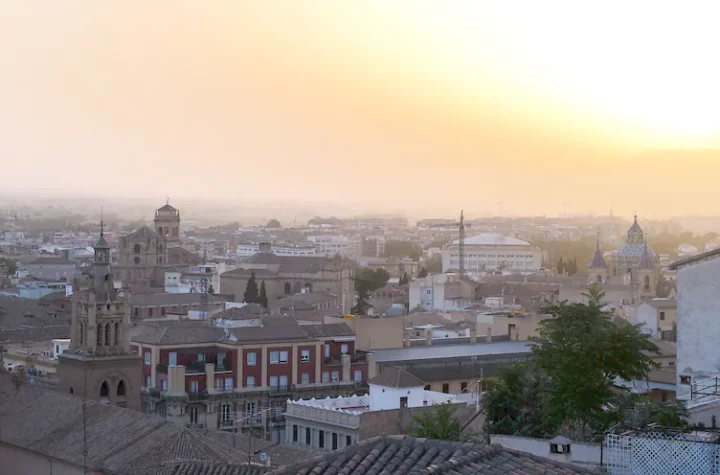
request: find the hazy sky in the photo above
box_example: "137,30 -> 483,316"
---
2,1 -> 720,218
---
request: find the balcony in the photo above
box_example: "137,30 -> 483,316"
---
324,352 -> 368,366
269,384 -> 293,395
188,389 -> 209,401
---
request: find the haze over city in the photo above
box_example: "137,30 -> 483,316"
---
3,1 -> 720,219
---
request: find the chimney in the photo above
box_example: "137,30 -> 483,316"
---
425,329 -> 432,346
404,331 -> 411,348
486,326 -> 492,343
470,323 -> 477,343
367,352 -> 377,379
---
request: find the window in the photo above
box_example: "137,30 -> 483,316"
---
134,307 -> 139,317
270,351 -> 279,364
301,349 -> 310,362
400,397 -> 408,408
346,435 -> 352,447
246,376 -> 255,388
270,376 -> 279,388
319,430 -> 325,449
148,308 -> 153,317
221,404 -> 232,424
100,381 -> 110,398
660,311 -> 666,321
279,351 -> 289,364
331,371 -> 339,382
426,289 -> 432,295
324,344 -> 330,358
353,370 -> 362,382
224,378 -> 233,390
197,353 -> 205,362
247,352 -> 257,366
301,373 -> 310,385
146,376 -> 152,388
322,372 -> 330,383
144,352 -> 151,365
284,282 -> 292,294
169,352 -> 177,366
134,256 -> 141,265
306,428 -> 311,445
332,432 -> 338,450
161,380 -> 168,391
189,406 -> 198,424
55,344 -> 59,354
190,380 -> 199,392
680,375 -> 692,385
461,382 -> 468,392
215,378 -> 223,389
161,307 -> 166,316
442,383 -> 449,394
341,344 -> 349,355
669,361 -> 675,367
293,425 -> 298,442
69,387 -> 74,395
279,375 -> 289,388
133,244 -> 141,254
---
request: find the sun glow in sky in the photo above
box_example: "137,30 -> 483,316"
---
2,1 -> 720,217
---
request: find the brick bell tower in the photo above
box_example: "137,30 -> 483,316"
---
57,219 -> 142,410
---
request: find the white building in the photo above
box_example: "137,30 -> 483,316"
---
234,243 -> 316,257
51,339 -> 71,359
408,273 -> 475,312
442,234 -> 543,272
669,249 -> 720,424
634,299 -> 677,340
283,367 -> 458,452
164,263 -> 229,294
307,235 -> 359,259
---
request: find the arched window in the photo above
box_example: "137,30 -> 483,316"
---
284,282 -> 292,295
304,282 -> 313,292
134,244 -> 141,254
117,380 -> 126,398
105,323 -> 111,347
596,275 -> 603,284
100,381 -> 110,400
69,387 -> 74,395
97,324 -> 103,346
158,256 -> 163,264
644,275 -> 650,291
114,321 -> 119,346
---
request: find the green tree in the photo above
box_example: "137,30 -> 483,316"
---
207,284 -> 215,295
352,282 -> 371,315
355,267 -> 390,292
581,283 -> 607,308
417,267 -> 428,278
243,271 -> 259,303
556,256 -> 564,275
408,402 -> 463,441
482,364 -> 554,438
0,258 -> 18,276
266,218 -> 281,228
531,301 -> 658,439
384,240 -> 422,261
425,256 -> 442,274
257,281 -> 268,308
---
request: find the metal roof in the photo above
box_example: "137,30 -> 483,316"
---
373,340 -> 534,363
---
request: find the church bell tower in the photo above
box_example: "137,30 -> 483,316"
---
57,219 -> 142,410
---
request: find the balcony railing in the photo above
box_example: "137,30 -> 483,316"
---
188,389 -> 208,401
324,353 -> 368,366
269,384 -> 293,394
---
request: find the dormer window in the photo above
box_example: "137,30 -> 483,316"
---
680,375 -> 692,385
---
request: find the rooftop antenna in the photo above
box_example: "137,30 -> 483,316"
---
100,206 -> 104,237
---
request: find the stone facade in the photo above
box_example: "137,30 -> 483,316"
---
57,231 -> 143,411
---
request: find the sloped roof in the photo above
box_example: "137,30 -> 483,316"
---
647,298 -> 677,310
213,304 -> 269,320
301,323 -> 354,338
0,379 -> 247,475
127,226 -> 158,240
637,241 -> 655,270
23,256 -> 75,265
158,204 -> 177,212
589,235 -> 608,269
159,463 -> 267,475
267,435 -> 602,475
368,366 -> 425,388
243,253 -> 283,265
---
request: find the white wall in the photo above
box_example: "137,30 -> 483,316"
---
490,435 -> 601,467
369,384 -> 424,411
635,303 -> 658,338
676,256 -> 720,392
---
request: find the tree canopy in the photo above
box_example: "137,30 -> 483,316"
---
417,267 -> 428,278
352,267 -> 390,315
409,402 -> 463,441
0,258 -> 17,276
384,240 -> 422,261
243,272 -> 259,303
257,281 -> 268,308
266,218 -> 281,228
424,255 -> 442,274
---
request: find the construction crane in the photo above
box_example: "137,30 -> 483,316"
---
431,210 -> 471,275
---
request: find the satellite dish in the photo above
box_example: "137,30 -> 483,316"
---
259,452 -> 268,463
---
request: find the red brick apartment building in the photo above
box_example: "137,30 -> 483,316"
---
130,317 -> 374,438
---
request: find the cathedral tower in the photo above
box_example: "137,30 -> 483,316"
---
154,200 -> 181,249
587,232 -> 609,285
57,223 -> 142,410
636,238 -> 657,302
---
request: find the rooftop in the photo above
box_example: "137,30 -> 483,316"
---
452,233 -> 531,247
373,340 -> 534,363
368,366 -> 425,388
267,435 -> 601,475
645,298 -> 677,310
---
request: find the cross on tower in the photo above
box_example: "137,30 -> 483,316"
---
166,196 -> 170,205
99,206 -> 105,237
